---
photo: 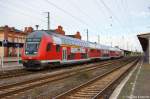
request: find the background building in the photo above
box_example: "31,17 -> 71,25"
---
54,25 -> 81,39
0,25 -> 33,57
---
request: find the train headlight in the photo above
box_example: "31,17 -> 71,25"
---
34,52 -> 37,54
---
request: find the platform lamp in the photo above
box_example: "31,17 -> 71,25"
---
1,41 -> 4,72
35,25 -> 39,30
16,43 -> 20,64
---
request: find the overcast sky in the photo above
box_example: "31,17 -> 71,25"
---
0,0 -> 150,51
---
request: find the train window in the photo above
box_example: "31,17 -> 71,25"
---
78,48 -> 80,51
56,45 -> 60,52
69,53 -> 75,59
47,43 -> 51,51
81,53 -> 87,59
25,42 -> 39,55
91,49 -> 94,52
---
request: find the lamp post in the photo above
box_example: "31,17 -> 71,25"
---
1,40 -> 7,72
35,25 -> 39,30
1,41 -> 4,72
87,29 -> 89,42
16,43 -> 20,64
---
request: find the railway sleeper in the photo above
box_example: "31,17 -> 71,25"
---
69,94 -> 94,98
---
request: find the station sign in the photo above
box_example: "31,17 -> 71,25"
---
2,40 -> 8,46
15,43 -> 20,47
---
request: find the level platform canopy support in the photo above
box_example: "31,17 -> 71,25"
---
137,33 -> 150,64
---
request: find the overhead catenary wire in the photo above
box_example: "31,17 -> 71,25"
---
100,0 -> 134,35
0,1 -> 45,26
96,0 -> 136,49
45,0 -> 88,26
121,0 -> 135,33
66,0 -> 102,30
18,0 -> 101,36
93,0 -> 109,20
45,0 -> 99,33
115,0 -> 135,34
65,0 -> 104,42
0,0 -> 103,40
116,0 -> 136,50
93,0 -> 121,45
99,0 -> 125,30
0,0 -> 77,31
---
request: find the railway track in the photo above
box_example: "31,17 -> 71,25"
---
0,57 -> 136,98
54,58 -> 139,99
0,69 -> 34,79
0,59 -> 121,79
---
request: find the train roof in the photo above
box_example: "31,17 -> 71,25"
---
26,30 -> 121,51
109,47 -> 121,51
26,31 -> 49,38
45,30 -> 89,47
88,42 -> 109,50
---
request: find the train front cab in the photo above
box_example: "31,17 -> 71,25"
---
22,33 -> 56,70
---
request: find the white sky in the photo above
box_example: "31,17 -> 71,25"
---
0,0 -> 150,52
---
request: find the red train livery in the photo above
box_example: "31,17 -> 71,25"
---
21,30 -> 123,70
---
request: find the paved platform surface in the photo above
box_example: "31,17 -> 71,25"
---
2,57 -> 21,62
0,57 -> 23,71
0,62 -> 23,71
110,60 -> 150,99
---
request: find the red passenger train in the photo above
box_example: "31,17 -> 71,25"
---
21,30 -> 123,70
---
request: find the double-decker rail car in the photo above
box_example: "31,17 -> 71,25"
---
21,30 -> 123,70
109,47 -> 123,58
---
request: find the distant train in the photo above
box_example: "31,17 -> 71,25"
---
21,30 -> 124,70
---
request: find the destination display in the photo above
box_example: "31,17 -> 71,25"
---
26,38 -> 41,42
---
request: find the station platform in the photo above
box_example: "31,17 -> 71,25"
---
0,57 -> 23,71
110,59 -> 150,99
3,57 -> 20,63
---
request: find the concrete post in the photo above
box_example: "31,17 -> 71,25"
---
143,39 -> 148,63
149,39 -> 150,64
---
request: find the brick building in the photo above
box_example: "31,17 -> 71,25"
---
66,31 -> 82,40
55,25 -> 82,39
0,25 -> 33,57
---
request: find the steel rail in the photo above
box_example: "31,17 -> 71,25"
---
54,58 -> 139,99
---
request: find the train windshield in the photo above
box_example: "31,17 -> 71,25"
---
25,38 -> 41,55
